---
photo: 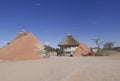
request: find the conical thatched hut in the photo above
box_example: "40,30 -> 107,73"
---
58,34 -> 79,56
58,34 -> 91,56
0,30 -> 44,60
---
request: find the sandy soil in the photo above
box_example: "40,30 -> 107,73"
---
0,55 -> 120,81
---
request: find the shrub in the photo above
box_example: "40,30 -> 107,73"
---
113,47 -> 120,52
117,49 -> 120,52
94,49 -> 111,56
40,50 -> 47,54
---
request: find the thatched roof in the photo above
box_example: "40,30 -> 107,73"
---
9,30 -> 28,43
0,33 -> 44,60
73,43 -> 91,56
58,34 -> 79,46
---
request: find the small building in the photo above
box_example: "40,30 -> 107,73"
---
91,47 -> 98,53
58,34 -> 79,56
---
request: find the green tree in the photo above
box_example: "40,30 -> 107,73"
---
103,42 -> 114,49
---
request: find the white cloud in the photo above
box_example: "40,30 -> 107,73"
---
35,3 -> 40,7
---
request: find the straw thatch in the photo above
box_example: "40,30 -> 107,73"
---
9,30 -> 28,44
73,43 -> 91,56
58,34 -> 79,46
0,31 -> 44,60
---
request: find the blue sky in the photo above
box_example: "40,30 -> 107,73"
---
0,0 -> 120,48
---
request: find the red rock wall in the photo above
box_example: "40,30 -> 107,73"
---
0,33 -> 44,60
73,43 -> 91,56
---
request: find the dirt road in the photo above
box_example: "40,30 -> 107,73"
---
0,56 -> 120,81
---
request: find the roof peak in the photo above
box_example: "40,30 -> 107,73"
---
20,29 -> 27,33
58,34 -> 79,46
9,30 -> 28,43
67,34 -> 71,36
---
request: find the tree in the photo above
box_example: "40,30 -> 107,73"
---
44,45 -> 56,52
103,42 -> 114,49
93,38 -> 104,52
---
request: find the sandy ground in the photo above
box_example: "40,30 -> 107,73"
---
0,54 -> 120,81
